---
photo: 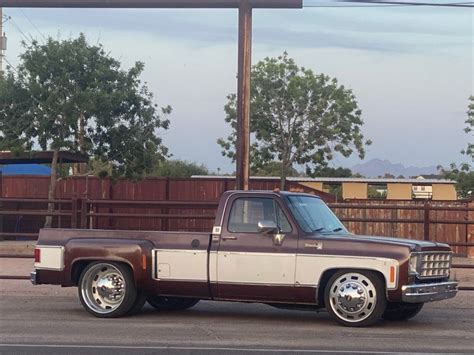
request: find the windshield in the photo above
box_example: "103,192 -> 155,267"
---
285,195 -> 347,234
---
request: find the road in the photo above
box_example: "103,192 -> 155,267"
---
0,279 -> 473,354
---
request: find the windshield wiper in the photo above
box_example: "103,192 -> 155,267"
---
332,227 -> 344,232
313,227 -> 329,233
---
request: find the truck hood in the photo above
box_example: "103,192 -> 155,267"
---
330,233 -> 451,252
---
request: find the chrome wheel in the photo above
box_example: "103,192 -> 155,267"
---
328,272 -> 377,323
80,263 -> 126,314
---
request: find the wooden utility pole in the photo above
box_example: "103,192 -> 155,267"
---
0,0 -> 303,190
0,7 -> 3,73
236,0 -> 251,190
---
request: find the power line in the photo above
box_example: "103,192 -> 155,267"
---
20,9 -> 47,42
305,3 -> 407,6
304,0 -> 473,6
334,0 -> 473,7
7,16 -> 34,44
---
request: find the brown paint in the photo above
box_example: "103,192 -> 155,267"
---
33,191 -> 454,305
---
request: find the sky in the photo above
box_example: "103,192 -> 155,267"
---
1,1 -> 473,173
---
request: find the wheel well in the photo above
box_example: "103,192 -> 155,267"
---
317,268 -> 387,307
71,260 -> 134,286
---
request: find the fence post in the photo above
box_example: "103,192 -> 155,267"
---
469,201 -> 474,258
0,173 -> 3,238
163,177 -> 170,231
80,199 -> 88,229
423,201 -> 430,241
71,198 -> 78,229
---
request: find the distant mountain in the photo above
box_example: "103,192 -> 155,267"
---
351,159 -> 438,178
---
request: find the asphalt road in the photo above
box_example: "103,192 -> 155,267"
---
0,280 -> 473,354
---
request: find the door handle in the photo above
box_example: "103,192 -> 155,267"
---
222,236 -> 237,241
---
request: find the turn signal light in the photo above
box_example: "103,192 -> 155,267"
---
389,266 -> 395,284
34,248 -> 41,263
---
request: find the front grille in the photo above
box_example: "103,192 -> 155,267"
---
419,252 -> 452,278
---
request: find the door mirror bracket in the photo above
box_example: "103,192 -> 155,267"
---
258,220 -> 285,246
257,220 -> 278,234
272,233 -> 285,246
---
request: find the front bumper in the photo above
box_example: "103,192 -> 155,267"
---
30,271 -> 38,285
401,281 -> 458,303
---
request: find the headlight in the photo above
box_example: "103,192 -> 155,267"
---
408,254 -> 420,275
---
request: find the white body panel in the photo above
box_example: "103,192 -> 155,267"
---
35,246 -> 65,271
153,249 -> 398,290
216,252 -> 296,285
154,249 -> 207,281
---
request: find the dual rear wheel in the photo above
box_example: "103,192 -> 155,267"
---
78,261 -> 199,318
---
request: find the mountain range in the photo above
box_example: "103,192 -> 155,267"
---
351,159 -> 439,178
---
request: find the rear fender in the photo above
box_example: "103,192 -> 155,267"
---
64,238 -> 154,288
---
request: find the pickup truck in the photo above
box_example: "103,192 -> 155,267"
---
31,190 -> 458,327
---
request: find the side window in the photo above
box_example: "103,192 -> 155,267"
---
228,197 -> 292,233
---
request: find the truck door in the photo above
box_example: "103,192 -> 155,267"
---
214,195 -> 298,302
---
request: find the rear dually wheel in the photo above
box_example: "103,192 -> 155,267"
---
78,261 -> 140,318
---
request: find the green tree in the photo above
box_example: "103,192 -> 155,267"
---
252,161 -> 300,177
439,97 -> 474,199
440,163 -> 473,199
310,166 -> 353,178
0,35 -> 171,226
151,160 -> 208,178
463,95 -> 474,160
0,72 -> 32,152
218,52 -> 370,190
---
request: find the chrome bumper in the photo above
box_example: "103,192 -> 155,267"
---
402,281 -> 458,303
30,271 -> 38,285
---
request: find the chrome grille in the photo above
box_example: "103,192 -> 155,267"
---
419,252 -> 452,278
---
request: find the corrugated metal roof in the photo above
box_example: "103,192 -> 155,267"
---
191,175 -> 456,184
0,151 -> 89,164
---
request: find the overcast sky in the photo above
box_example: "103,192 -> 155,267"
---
2,2 -> 473,173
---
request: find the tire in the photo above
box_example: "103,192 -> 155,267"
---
324,270 -> 387,327
382,302 -> 424,321
78,261 -> 140,318
127,290 -> 147,315
147,295 -> 199,311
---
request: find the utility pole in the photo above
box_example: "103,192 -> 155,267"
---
235,0 -> 252,190
0,7 -> 4,73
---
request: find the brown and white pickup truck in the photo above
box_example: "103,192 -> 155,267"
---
31,190 -> 458,327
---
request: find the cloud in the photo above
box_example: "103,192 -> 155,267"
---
6,7 -> 472,54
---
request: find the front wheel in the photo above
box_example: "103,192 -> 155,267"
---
382,302 -> 424,321
324,270 -> 387,327
147,295 -> 199,311
78,262 -> 140,318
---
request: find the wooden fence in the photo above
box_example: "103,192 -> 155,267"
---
0,198 -> 472,256
0,175 -> 472,256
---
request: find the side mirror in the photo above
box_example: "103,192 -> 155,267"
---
257,220 -> 278,235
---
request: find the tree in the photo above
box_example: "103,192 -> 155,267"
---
310,166 -> 353,178
151,160 -> 208,178
440,163 -> 473,199
218,52 -> 371,190
252,161 -> 300,177
0,72 -> 33,152
439,97 -> 474,199
0,35 -> 171,226
462,96 -> 474,160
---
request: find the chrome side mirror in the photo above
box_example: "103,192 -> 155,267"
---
257,220 -> 278,235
